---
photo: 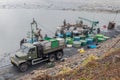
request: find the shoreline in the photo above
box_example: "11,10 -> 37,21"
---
0,4 -> 120,13
0,7 -> 119,13
58,8 -> 120,13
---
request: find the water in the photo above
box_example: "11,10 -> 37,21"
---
0,9 -> 120,53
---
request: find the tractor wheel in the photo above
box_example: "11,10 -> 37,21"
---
48,54 -> 56,62
19,63 -> 28,72
56,51 -> 63,60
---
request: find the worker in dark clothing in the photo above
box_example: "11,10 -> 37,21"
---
79,20 -> 83,27
63,19 -> 66,26
44,34 -> 48,39
84,30 -> 89,37
97,28 -> 101,34
73,27 -> 77,30
55,31 -> 58,37
67,23 -> 70,30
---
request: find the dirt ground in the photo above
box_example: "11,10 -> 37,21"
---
18,34 -> 120,80
0,30 -> 119,80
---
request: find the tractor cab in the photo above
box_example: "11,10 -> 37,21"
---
15,43 -> 37,60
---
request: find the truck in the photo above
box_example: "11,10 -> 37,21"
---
10,38 -> 65,72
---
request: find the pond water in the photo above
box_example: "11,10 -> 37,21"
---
0,9 -> 120,53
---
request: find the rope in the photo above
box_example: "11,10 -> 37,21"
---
113,11 -> 118,21
31,18 -> 55,37
38,23 -> 55,36
108,38 -> 120,51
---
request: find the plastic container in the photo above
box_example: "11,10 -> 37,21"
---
95,34 -> 104,38
73,37 -> 80,41
66,37 -> 73,44
79,48 -> 85,54
66,32 -> 71,37
56,38 -> 65,46
97,38 -> 105,42
66,44 -> 72,48
80,35 -> 86,40
88,44 -> 97,49
73,41 -> 81,48
86,38 -> 93,44
87,34 -> 94,38
58,33 -> 64,38
27,37 -> 37,43
80,40 -> 87,46
103,36 -> 109,40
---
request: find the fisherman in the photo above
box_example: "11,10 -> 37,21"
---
20,38 -> 27,48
